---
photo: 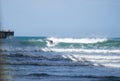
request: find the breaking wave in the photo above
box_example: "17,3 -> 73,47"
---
47,37 -> 107,44
42,48 -> 120,54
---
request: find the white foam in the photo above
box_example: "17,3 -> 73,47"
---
46,40 -> 57,47
103,64 -> 120,68
48,48 -> 120,54
62,54 -> 120,68
67,55 -> 78,62
47,37 -> 107,44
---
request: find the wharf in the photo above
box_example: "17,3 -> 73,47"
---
0,30 -> 14,38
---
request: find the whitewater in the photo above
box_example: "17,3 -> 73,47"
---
0,36 -> 120,81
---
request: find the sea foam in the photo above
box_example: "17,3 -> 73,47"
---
47,37 -> 107,44
42,48 -> 120,54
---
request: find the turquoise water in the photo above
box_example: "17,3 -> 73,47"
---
1,37 -> 120,81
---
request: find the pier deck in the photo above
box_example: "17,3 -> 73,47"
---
0,30 -> 14,38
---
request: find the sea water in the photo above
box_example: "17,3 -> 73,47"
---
0,37 -> 120,81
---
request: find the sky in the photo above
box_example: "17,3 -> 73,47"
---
1,0 -> 120,37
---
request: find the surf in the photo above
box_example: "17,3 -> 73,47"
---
47,37 -> 107,44
42,48 -> 120,54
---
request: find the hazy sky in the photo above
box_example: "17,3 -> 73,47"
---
1,0 -> 120,37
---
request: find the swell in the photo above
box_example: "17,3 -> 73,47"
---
4,53 -> 103,67
4,52 -> 68,61
43,48 -> 120,54
26,73 -> 120,80
47,37 -> 108,43
2,37 -> 120,50
3,49 -> 120,68
17,37 -> 120,49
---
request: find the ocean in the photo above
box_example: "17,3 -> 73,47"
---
0,36 -> 120,81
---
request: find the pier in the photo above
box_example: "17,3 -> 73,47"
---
0,30 -> 14,38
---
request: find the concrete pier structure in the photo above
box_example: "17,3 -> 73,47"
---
0,30 -> 14,38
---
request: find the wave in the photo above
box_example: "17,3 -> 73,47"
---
22,37 -> 120,49
20,37 -> 107,47
3,37 -> 119,49
62,54 -> 120,68
2,46 -> 120,54
27,73 -> 120,78
42,48 -> 120,54
47,37 -> 107,44
4,48 -> 120,68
